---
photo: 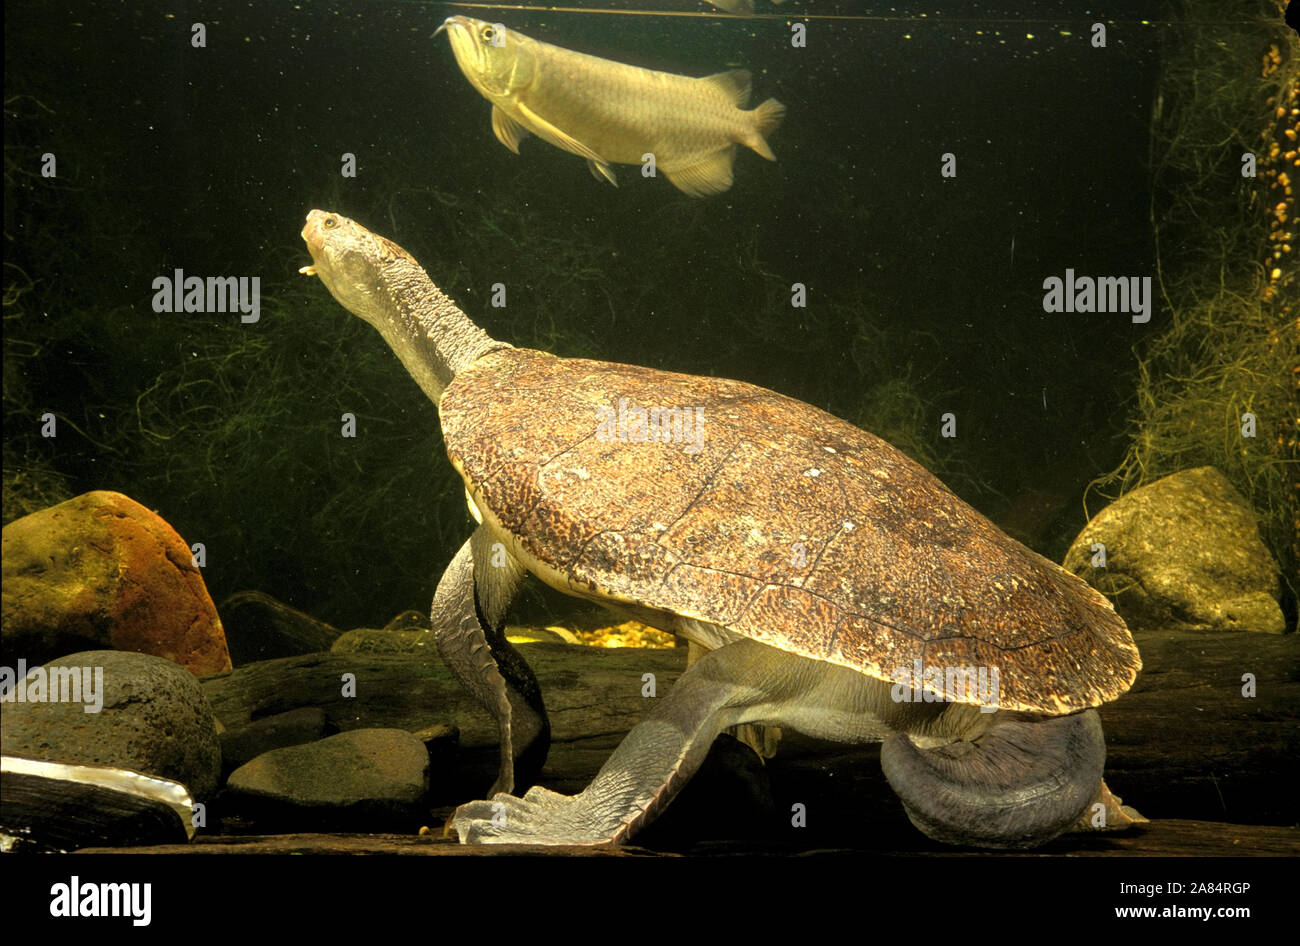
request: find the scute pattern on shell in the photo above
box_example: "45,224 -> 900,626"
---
440,348 -> 1140,713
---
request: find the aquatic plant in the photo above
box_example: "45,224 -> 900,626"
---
3,95 -> 98,523
1088,0 -> 1298,619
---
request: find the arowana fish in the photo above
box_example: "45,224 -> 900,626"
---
704,0 -> 787,16
436,16 -> 785,197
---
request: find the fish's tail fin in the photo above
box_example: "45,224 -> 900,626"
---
746,98 -> 786,161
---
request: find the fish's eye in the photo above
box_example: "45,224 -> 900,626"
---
480,25 -> 495,42
323,216 -> 339,230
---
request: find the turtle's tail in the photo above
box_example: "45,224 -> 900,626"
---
880,709 -> 1105,849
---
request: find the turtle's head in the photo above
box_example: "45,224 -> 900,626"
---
301,209 -> 504,406
436,16 -> 537,99
300,209 -> 416,331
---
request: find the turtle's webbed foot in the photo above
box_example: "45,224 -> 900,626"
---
449,786 -> 616,846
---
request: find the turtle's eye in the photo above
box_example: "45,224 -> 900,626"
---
323,215 -> 339,230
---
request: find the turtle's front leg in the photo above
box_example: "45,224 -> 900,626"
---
450,638 -> 807,845
431,524 -> 548,797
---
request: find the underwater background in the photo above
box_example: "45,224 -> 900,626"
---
4,0 -> 1294,632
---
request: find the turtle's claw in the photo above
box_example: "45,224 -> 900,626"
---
448,787 -> 611,845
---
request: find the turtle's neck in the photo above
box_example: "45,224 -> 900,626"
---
301,209 -> 509,405
372,253 -> 507,403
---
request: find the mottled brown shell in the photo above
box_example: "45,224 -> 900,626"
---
440,348 -> 1140,714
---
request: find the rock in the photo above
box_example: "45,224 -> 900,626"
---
411,722 -> 459,753
218,707 -> 330,775
383,610 -> 431,631
1065,467 -> 1286,633
1,491 -> 231,673
1,650 -> 222,800
1,460 -> 73,527
224,729 -> 429,829
219,590 -> 342,665
411,723 -> 461,800
330,627 -> 440,658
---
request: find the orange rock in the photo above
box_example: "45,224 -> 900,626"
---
1,491 -> 231,675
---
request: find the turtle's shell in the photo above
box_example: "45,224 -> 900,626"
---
441,348 -> 1140,714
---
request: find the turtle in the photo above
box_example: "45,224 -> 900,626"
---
299,209 -> 1142,849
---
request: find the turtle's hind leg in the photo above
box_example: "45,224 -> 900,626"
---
687,640 -> 781,759
449,638 -> 848,845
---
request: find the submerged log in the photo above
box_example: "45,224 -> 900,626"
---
200,628 -> 1297,847
1098,628 -> 1298,826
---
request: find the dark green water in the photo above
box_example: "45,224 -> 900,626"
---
5,1 -> 1183,627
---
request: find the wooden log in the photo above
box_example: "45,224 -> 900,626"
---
200,628 -> 1297,844
529,630 -> 1298,831
199,645 -> 685,803
684,628 -> 1298,845
200,645 -> 683,764
1100,628 -> 1298,826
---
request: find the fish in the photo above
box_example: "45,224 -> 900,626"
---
704,0 -> 786,15
435,16 -> 785,197
705,0 -> 756,13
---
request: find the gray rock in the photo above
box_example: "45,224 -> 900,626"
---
218,706 -> 330,775
225,728 -> 429,828
1065,467 -> 1286,633
1,650 -> 222,800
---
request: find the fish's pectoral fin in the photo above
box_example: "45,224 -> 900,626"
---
587,159 -> 618,188
701,69 -> 753,108
491,106 -> 531,154
663,146 -> 737,198
513,100 -> 609,165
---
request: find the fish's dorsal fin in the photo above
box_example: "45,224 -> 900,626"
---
513,100 -> 609,165
587,159 -> 618,187
492,106 -> 531,154
700,69 -> 752,107
663,145 -> 736,197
